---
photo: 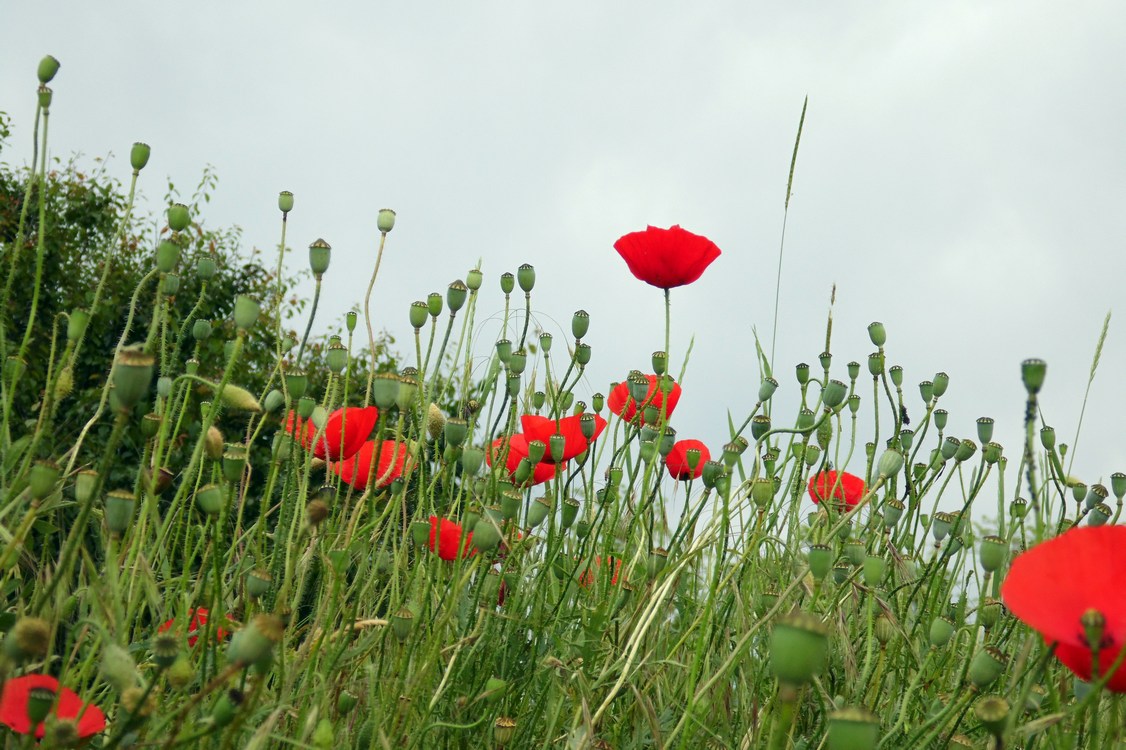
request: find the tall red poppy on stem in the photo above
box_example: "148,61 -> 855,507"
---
613,225 -> 721,289
0,674 -> 106,740
607,374 -> 682,425
330,439 -> 413,489
428,516 -> 476,561
520,413 -> 607,463
486,436 -> 560,486
157,607 -> 232,647
666,439 -> 711,480
285,406 -> 379,461
807,470 -> 866,510
1002,525 -> 1126,691
578,556 -> 623,587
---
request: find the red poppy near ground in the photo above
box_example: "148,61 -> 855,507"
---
1001,525 -> 1126,691
666,439 -> 711,480
613,225 -> 722,289
520,414 -> 608,463
285,406 -> 378,461
607,374 -> 682,425
157,607 -> 232,648
429,516 -> 475,561
578,556 -> 623,587
807,470 -> 866,510
330,439 -> 414,489
487,436 -> 560,486
0,674 -> 106,740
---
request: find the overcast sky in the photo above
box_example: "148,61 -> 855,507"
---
4,2 -> 1125,518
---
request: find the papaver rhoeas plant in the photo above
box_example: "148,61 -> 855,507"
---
520,413 -> 607,463
330,439 -> 413,489
157,607 -> 232,647
285,406 -> 378,461
613,225 -> 721,289
0,674 -> 106,740
487,436 -> 560,486
1002,525 -> 1126,691
807,470 -> 866,510
579,556 -> 623,588
607,374 -> 682,425
666,439 -> 711,480
429,516 -> 475,561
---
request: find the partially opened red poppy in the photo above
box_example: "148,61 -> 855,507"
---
429,516 -> 475,561
1002,525 -> 1126,691
486,436 -> 560,486
285,406 -> 378,461
666,439 -> 711,480
157,607 -> 232,647
613,225 -> 722,289
578,556 -> 623,587
0,674 -> 106,740
607,374 -> 682,425
520,413 -> 608,463
807,470 -> 866,510
330,439 -> 414,489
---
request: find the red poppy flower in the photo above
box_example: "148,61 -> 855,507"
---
578,556 -> 623,587
429,516 -> 475,561
520,414 -> 608,463
666,439 -> 711,480
330,439 -> 414,489
285,406 -> 378,461
607,374 -> 682,425
807,470 -> 866,510
0,674 -> 106,740
613,225 -> 722,289
486,436 -> 560,486
157,607 -> 232,648
1002,525 -> 1126,691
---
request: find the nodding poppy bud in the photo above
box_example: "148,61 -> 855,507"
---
572,309 -> 590,339
867,321 -> 887,347
377,208 -> 396,233
233,295 -> 259,330
1021,358 -> 1046,395
770,610 -> 829,686
827,707 -> 880,750
517,263 -> 535,292
308,238 -> 331,277
167,203 -> 190,232
37,55 -> 60,83
447,280 -> 468,313
130,142 -> 151,172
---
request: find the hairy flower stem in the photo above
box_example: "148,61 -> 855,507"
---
363,231 -> 388,405
273,209 -> 289,358
767,683 -> 798,750
12,108 -> 50,376
296,275 -> 322,364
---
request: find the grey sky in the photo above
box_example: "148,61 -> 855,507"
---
4,2 -> 1125,516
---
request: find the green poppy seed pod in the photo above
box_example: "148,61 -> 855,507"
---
284,367 -> 307,399
929,616 -> 956,648
818,351 -> 832,372
748,414 -> 771,442
882,498 -> 904,527
804,444 -> 822,467
968,647 -> 1007,690
1021,358 -> 1046,395
457,447 -> 483,477
863,556 -> 886,586
325,342 -> 348,373
770,610 -> 830,686
37,85 -> 52,110
494,716 -> 517,746
222,445 -> 248,483
444,417 -> 468,447
191,319 -> 211,341
112,347 -> 155,409
210,688 -> 245,728
795,362 -> 810,385
517,263 -> 535,292
974,695 -> 1010,738
847,394 -> 861,415
831,564 -> 851,585
1039,425 -> 1057,451
366,372 -> 397,410
162,272 -> 180,296
827,707 -> 880,750
982,442 -> 1003,465
1089,502 -> 1112,526
651,350 -> 667,376
659,427 -> 677,457
127,143 -> 151,174
167,203 -> 190,232
402,301 -> 426,332
865,442 -> 876,460
527,496 -> 552,528
462,268 -> 483,293
571,342 -> 591,367
755,377 -> 779,403
156,239 -> 180,273
1111,472 -> 1126,501
37,55 -> 60,83
558,497 -> 580,529
29,460 -> 60,500
538,332 -> 553,353
228,614 -> 283,669
745,477 -> 771,509
570,309 -> 591,340
699,460 -> 724,489
822,379 -> 847,409
867,321 -> 887,348
447,280 -> 468,313
887,365 -> 903,388
141,412 -> 162,438
875,614 -> 896,646
498,272 -> 515,296
340,311 -> 356,335
492,339 -> 513,365
808,544 -> 833,580
931,512 -> 953,541
796,408 -> 815,431
844,361 -> 859,381
919,380 -> 934,404
1086,483 -> 1108,510
934,409 -> 949,432
409,519 -> 431,548
74,469 -> 98,504
192,256 -> 216,281
64,308 -> 90,343
940,436 -> 959,460
336,689 -> 359,715
505,373 -> 521,399
307,238 -> 331,277
843,538 -> 865,566
472,517 -> 502,551
954,438 -> 977,463
1070,481 -> 1088,503
260,389 -> 282,413
508,349 -> 527,375
195,483 -> 223,516
1010,497 -> 1028,518
424,292 -> 442,319
897,429 -> 914,451
867,352 -> 884,377
932,371 -> 950,398
976,417 -> 995,444
376,208 -> 396,233
185,358 -> 200,375
232,294 -> 259,331
876,447 -> 904,479
978,598 -> 1003,630
757,589 -> 780,617
979,535 -> 1007,572
104,489 -> 136,534
246,568 -> 272,598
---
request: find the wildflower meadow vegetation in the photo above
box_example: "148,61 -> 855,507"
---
2,55 -> 1125,749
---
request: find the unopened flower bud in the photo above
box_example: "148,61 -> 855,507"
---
37,55 -> 60,83
233,295 -> 259,330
